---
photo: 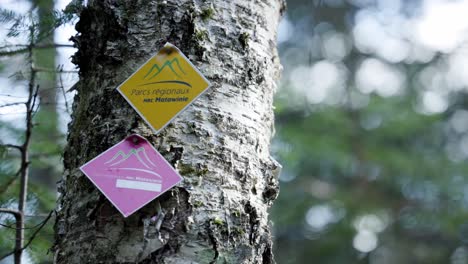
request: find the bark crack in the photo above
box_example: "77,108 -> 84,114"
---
244,202 -> 260,245
206,222 -> 220,264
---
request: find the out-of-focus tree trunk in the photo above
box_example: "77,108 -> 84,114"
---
32,0 -> 61,189
54,0 -> 284,263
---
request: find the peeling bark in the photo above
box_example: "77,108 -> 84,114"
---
54,0 -> 284,263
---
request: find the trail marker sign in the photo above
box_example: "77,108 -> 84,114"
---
80,134 -> 182,217
117,43 -> 210,133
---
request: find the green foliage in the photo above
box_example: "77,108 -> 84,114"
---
0,6 -> 75,46
0,3 -> 73,263
0,8 -> 28,38
271,1 -> 468,263
0,8 -> 21,23
272,91 -> 468,263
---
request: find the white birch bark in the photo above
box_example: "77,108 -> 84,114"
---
54,0 -> 285,263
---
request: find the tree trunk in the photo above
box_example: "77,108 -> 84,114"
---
54,0 -> 284,263
32,0 -> 61,190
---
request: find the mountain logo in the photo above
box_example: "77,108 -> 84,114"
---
104,147 -> 161,178
140,58 -> 192,88
116,43 -> 211,133
80,134 -> 183,217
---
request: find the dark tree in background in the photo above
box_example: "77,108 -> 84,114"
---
54,0 -> 284,263
31,0 -> 62,190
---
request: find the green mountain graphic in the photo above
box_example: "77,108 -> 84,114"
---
143,58 -> 186,80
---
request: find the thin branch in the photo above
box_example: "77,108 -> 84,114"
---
31,85 -> 40,119
31,85 -> 39,112
0,48 -> 28,57
0,210 -> 54,262
0,102 -> 25,108
19,86 -> 76,94
0,94 -> 27,99
0,208 -> 21,218
0,43 -> 74,57
58,66 -> 70,114
7,150 -> 61,159
0,222 -> 40,230
0,144 -> 23,151
34,67 -> 78,74
1,43 -> 73,49
0,212 -> 53,230
0,101 -> 63,109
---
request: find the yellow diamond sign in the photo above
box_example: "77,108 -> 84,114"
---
117,43 -> 210,133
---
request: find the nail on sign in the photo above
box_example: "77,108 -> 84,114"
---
80,134 -> 182,217
117,42 -> 210,133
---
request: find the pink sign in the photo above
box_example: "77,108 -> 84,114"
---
80,134 -> 183,217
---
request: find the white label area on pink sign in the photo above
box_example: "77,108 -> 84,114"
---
116,179 -> 162,192
80,134 -> 182,217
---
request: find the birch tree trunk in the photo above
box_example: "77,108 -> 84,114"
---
54,0 -> 285,263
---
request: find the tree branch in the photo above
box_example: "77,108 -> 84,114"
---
2,43 -> 73,49
11,29 -> 37,264
0,102 -> 26,108
0,144 -> 23,151
58,67 -> 71,114
0,216 -> 50,230
0,94 -> 28,98
0,210 -> 54,262
0,208 -> 21,217
0,43 -> 74,57
34,67 -> 78,74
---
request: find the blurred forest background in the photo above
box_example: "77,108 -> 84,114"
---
273,0 -> 468,263
2,0 -> 468,263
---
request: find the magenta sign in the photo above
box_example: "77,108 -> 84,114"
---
80,134 -> 182,217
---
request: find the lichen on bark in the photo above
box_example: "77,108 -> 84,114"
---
54,0 -> 285,263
